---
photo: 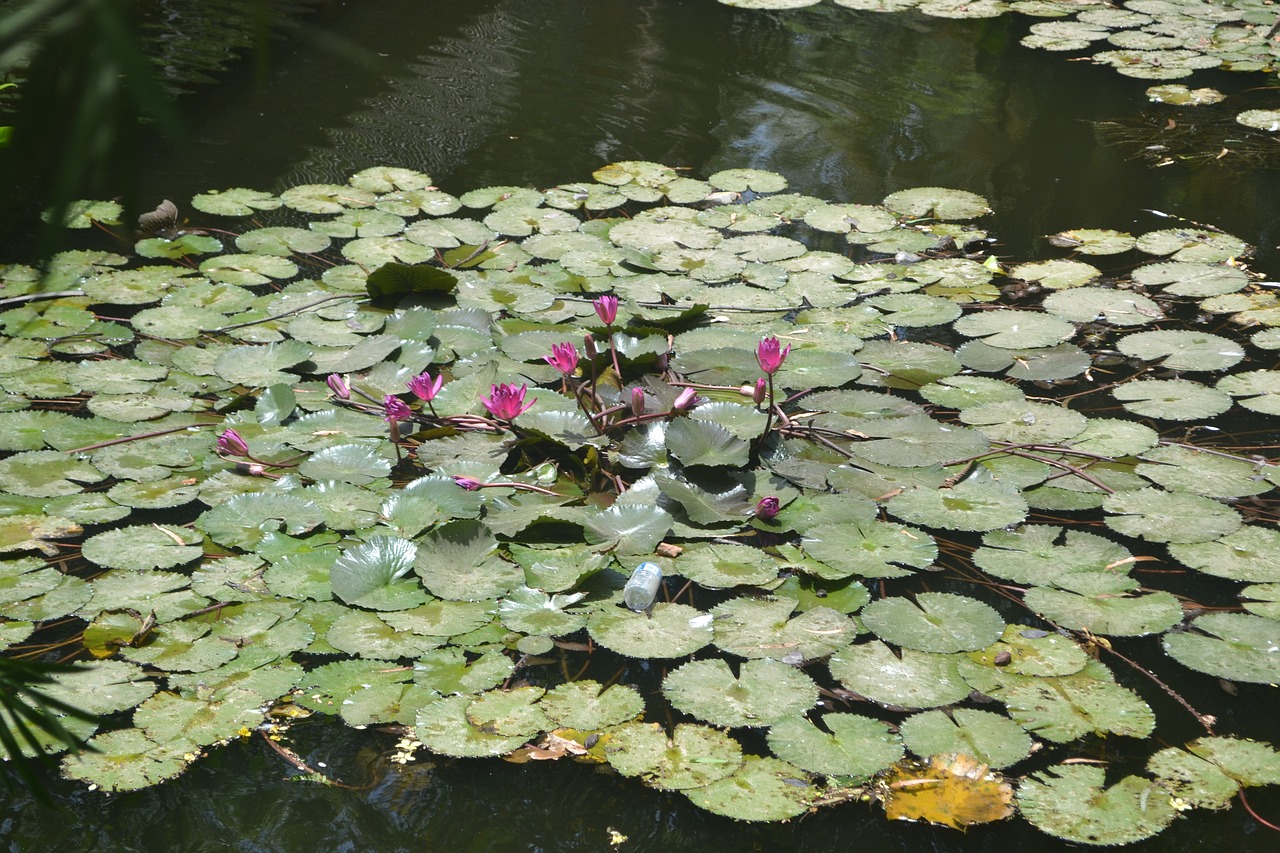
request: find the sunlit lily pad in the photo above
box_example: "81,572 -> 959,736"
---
540,681 -> 644,730
1017,765 -> 1176,845
862,593 -> 1005,654
1112,378 -> 1232,420
766,713 -> 903,778
61,728 -> 197,792
587,603 -> 713,659
828,641 -> 970,709
1103,487 -> 1240,544
662,658 -> 819,727
711,597 -> 858,661
1163,613 -> 1280,684
606,722 -> 743,789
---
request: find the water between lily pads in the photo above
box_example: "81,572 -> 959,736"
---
7,0 -> 1280,850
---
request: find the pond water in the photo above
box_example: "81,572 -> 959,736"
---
5,0 -> 1280,850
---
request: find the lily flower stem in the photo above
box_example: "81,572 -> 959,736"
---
568,377 -> 606,434
475,481 -> 565,497
607,332 -> 623,384
761,374 -> 777,437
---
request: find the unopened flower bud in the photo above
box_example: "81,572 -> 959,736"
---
583,334 -> 597,358
753,377 -> 767,405
326,373 -> 351,400
631,387 -> 646,417
755,496 -> 780,521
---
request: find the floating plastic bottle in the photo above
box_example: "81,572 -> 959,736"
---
623,561 -> 663,611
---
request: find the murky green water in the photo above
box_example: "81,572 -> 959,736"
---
5,1 -> 1280,849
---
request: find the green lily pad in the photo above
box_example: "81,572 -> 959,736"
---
606,721 -> 744,789
61,728 -> 196,792
415,695 -> 525,758
683,755 -> 814,822
1163,613 -> 1280,684
497,586 -> 588,636
1168,526 -> 1280,582
1112,378 -> 1232,420
711,597 -> 858,661
828,641 -> 971,709
1103,487 -> 1240,544
1017,765 -> 1176,845
1003,678 -> 1154,742
888,480 -> 1028,532
662,658 -> 819,728
898,708 -> 1032,769
1116,329 -> 1244,371
80,525 -> 203,571
587,603 -> 713,659
466,686 -> 549,738
883,187 -> 990,220
540,681 -> 644,730
767,713 -> 903,778
862,593 -> 1005,654
1023,587 -> 1183,637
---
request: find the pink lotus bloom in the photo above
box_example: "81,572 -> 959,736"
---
216,428 -> 250,457
544,343 -> 579,376
326,373 -> 350,400
671,387 -> 700,412
482,383 -> 535,420
383,395 -> 412,423
408,371 -> 444,401
594,294 -> 619,325
452,475 -> 483,491
754,496 -> 781,521
631,387 -> 646,417
756,337 -> 792,375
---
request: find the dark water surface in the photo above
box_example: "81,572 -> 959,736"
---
6,0 -> 1280,850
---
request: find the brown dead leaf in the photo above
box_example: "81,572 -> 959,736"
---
880,753 -> 1015,829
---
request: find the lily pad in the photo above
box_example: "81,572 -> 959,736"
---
1017,765 -> 1176,845
606,722 -> 744,789
861,593 -> 1005,654
662,658 -> 819,728
766,713 -> 903,778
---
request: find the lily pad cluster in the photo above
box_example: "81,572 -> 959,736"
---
2,161 -> 1279,843
719,0 -> 1280,141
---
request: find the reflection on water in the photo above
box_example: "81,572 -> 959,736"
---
11,1 -> 1280,849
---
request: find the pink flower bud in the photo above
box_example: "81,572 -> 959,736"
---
754,496 -> 780,521
583,334 -> 597,358
672,387 -> 700,412
216,428 -> 250,458
753,377 -> 767,405
326,373 -> 350,400
452,475 -> 483,491
631,387 -> 646,417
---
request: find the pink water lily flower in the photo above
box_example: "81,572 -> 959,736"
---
482,383 -> 535,421
383,395 -> 412,423
452,475 -> 483,491
544,342 -> 579,376
756,336 -> 791,375
593,294 -> 619,325
216,428 -> 250,457
408,371 -> 444,401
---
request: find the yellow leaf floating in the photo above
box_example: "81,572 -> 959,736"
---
880,753 -> 1015,829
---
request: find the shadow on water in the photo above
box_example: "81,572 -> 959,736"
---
6,0 -> 1280,849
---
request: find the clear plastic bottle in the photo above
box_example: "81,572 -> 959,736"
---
623,561 -> 663,611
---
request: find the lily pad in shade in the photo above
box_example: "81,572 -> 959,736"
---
711,597 -> 858,661
1131,260 -> 1248,297
540,681 -> 644,730
1017,765 -> 1176,845
917,375 -> 1024,409
1112,378 -> 1232,420
828,641 -> 971,709
861,593 -> 1005,654
1116,329 -> 1244,372
801,520 -> 938,579
662,658 -> 819,728
665,418 -> 751,468
887,480 -> 1028,532
899,708 -> 1031,769
605,722 -> 744,789
1136,444 -> 1274,499
587,603 -> 713,659
61,728 -> 197,792
0,515 -> 82,557
1237,109 -> 1280,131
846,415 -> 989,468
1023,587 -> 1182,637
1003,678 -> 1154,742
0,450 -> 105,498
1008,258 -> 1100,290
683,755 -> 813,822
80,525 -> 203,571
1163,613 -> 1280,684
766,713 -> 903,778
1103,488 -> 1240,544
415,695 -> 526,758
